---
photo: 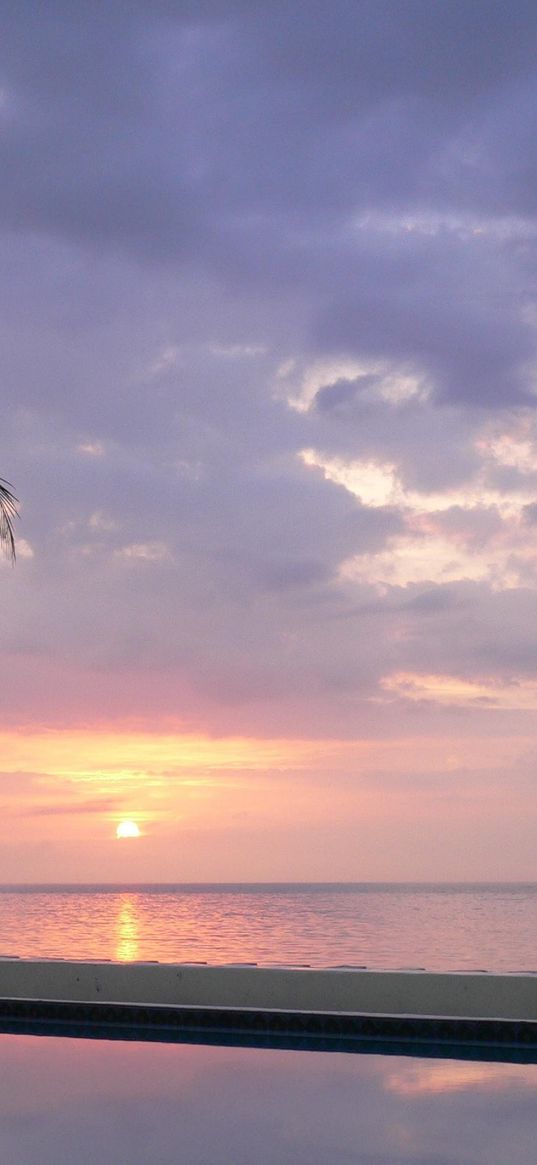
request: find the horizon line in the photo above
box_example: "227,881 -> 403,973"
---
0,880 -> 536,890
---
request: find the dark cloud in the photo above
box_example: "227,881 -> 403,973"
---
314,376 -> 380,415
16,799 -> 124,818
522,502 -> 537,525
403,587 -> 462,615
0,2 -> 536,408
393,582 -> 537,679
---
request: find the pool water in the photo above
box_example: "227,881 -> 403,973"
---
2,1032 -> 536,1164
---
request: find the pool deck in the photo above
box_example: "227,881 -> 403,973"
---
1,958 -> 537,1058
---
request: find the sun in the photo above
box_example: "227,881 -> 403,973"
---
116,820 -> 141,840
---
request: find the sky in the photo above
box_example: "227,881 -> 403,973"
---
2,1 -> 537,882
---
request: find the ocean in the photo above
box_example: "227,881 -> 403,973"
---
1,882 -> 536,970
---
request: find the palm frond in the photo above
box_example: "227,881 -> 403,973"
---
0,479 -> 18,562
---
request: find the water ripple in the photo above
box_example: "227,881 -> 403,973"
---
0,883 -> 536,970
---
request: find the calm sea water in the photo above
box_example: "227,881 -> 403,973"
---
1,883 -> 536,970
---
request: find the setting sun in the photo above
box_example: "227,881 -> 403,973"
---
116,820 -> 141,840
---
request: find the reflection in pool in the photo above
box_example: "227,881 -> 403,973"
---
1,1035 -> 536,1164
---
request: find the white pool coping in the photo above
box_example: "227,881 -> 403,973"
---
0,958 -> 536,1021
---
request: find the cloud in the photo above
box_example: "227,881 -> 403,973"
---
2,0 -> 537,757
18,797 -> 124,818
300,426 -> 537,592
114,542 -> 172,562
380,672 -> 537,711
2,2 -> 536,413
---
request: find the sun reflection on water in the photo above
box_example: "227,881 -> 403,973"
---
115,895 -> 140,962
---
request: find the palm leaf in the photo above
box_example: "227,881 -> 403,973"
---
0,479 -> 18,562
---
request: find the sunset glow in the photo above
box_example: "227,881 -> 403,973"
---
0,723 -> 534,882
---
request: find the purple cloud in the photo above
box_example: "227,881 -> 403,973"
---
1,1 -> 537,742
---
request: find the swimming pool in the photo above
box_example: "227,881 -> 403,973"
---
2,1029 -> 536,1164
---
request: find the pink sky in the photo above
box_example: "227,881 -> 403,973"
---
1,724 -> 536,881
